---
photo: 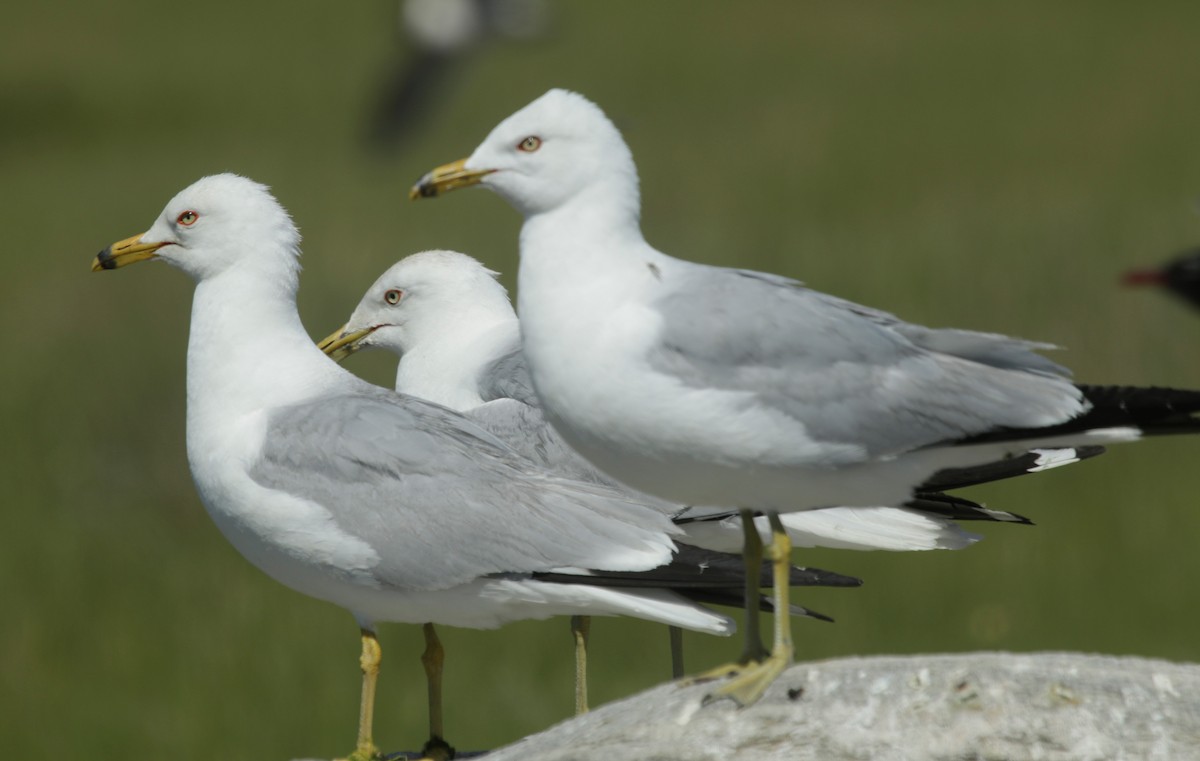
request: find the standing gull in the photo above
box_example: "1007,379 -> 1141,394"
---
316,249 -> 1010,691
316,250 -> 900,700
411,88 -> 1200,705
317,249 -> 1032,554
89,173 -> 858,760
317,249 -> 1103,694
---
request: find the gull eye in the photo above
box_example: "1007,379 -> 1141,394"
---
384,289 -> 403,305
177,210 -> 199,226
517,136 -> 542,153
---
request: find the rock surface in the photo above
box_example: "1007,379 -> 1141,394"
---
474,652 -> 1200,761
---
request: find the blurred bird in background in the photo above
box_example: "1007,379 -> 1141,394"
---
1123,248 -> 1200,313
366,0 -> 549,151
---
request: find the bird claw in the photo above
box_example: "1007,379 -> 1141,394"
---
337,743 -> 383,761
414,735 -> 456,761
700,652 -> 790,707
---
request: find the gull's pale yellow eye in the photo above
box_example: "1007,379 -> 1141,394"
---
517,136 -> 542,153
384,289 -> 403,305
177,210 -> 199,226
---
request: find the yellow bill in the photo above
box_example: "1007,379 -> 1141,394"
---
92,233 -> 167,272
318,324 -> 379,362
409,158 -> 494,200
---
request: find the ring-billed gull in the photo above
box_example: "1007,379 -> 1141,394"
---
318,249 -> 1106,696
314,249 -> 1008,692
89,173 -> 859,759
316,249 -> 1040,554
317,249 -> 871,705
410,88 -> 1200,705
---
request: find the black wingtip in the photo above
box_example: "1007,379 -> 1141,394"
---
789,566 -> 863,588
765,594 -> 835,622
956,386 -> 1200,447
791,605 -> 835,623
1077,385 -> 1200,435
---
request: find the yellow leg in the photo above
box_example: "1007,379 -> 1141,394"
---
767,512 -> 795,664
571,615 -> 591,714
686,508 -> 768,685
702,511 -> 794,706
418,623 -> 455,761
337,629 -> 382,761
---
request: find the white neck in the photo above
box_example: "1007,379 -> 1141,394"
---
394,312 -> 521,411
511,193 -> 676,467
516,193 -> 667,350
185,266 -> 346,445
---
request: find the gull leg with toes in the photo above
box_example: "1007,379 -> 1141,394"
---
687,509 -> 769,687
703,511 -> 794,706
338,628 -> 382,761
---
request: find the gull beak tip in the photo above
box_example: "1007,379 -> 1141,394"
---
92,248 -> 116,272
408,158 -> 490,200
319,323 -> 378,363
409,174 -> 438,200
91,233 -> 164,272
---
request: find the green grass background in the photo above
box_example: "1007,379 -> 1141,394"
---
5,1 -> 1200,757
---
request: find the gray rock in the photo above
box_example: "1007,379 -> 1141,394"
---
478,652 -> 1200,761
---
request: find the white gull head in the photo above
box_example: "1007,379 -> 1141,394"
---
464,88 -> 641,220
130,173 -> 301,286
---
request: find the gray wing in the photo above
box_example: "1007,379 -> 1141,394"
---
247,385 -> 677,592
650,265 -> 1084,458
728,269 -> 1071,375
476,344 -> 539,405
465,398 -> 606,484
464,397 -> 685,517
